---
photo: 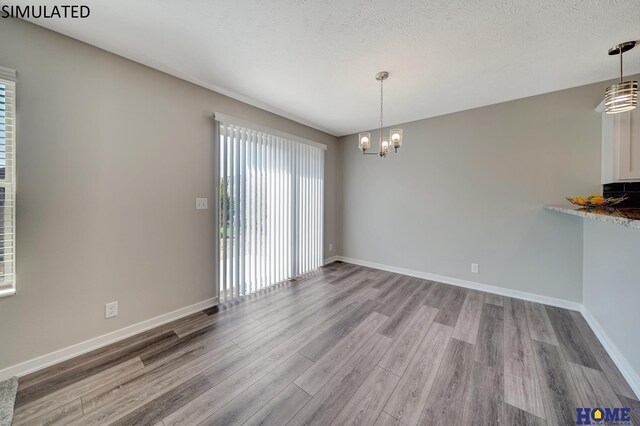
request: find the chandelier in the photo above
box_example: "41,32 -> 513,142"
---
358,71 -> 403,157
604,41 -> 637,114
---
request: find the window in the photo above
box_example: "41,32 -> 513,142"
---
216,115 -> 325,301
0,67 -> 15,297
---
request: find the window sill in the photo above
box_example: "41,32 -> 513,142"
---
0,287 -> 16,298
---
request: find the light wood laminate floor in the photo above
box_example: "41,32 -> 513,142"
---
13,262 -> 639,425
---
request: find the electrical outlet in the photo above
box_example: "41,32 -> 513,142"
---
471,263 -> 479,274
329,243 -> 333,252
196,198 -> 208,210
105,301 -> 118,319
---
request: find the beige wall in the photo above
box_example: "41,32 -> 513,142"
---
0,18 -> 340,371
338,80 -> 617,302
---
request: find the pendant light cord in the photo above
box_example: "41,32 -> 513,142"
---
620,48 -> 624,83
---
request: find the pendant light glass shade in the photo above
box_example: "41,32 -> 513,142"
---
605,80 -> 637,114
358,132 -> 371,151
390,129 -> 403,149
381,137 -> 390,154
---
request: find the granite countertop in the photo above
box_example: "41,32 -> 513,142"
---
545,205 -> 640,229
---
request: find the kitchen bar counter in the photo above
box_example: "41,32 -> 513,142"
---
545,205 -> 640,229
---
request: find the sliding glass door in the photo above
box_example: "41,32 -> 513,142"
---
217,119 -> 324,301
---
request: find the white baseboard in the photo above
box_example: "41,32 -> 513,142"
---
580,307 -> 640,399
337,256 -> 582,311
0,297 -> 218,381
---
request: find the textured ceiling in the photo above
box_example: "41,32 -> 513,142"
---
8,0 -> 640,136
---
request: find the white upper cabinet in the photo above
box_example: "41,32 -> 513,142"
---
598,101 -> 640,184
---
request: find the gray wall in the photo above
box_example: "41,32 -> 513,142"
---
339,81 -> 614,302
0,18 -> 340,370
583,220 -> 640,377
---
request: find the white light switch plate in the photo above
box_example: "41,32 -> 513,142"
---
471,263 -> 479,274
196,198 -> 208,210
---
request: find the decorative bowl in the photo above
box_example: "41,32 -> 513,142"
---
566,194 -> 628,209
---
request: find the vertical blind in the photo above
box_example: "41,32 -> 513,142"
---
0,69 -> 16,296
217,118 -> 324,301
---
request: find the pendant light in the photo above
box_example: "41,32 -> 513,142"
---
358,71 -> 404,157
604,41 -> 637,114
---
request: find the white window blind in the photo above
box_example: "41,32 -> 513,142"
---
0,67 -> 16,297
217,118 -> 324,301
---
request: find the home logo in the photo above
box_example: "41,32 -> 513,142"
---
1,4 -> 90,19
576,407 -> 632,425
